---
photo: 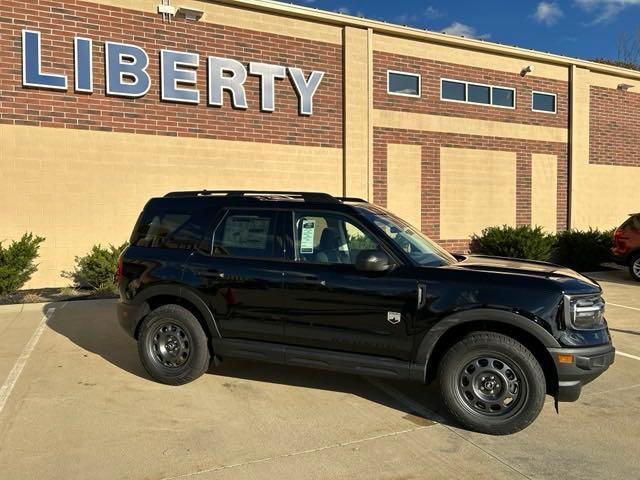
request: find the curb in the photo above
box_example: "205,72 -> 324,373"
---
0,298 -> 117,314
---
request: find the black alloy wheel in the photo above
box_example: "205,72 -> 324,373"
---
438,331 -> 546,435
138,304 -> 210,385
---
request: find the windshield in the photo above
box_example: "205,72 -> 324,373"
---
358,207 -> 457,267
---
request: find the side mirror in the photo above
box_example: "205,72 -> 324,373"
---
355,250 -> 392,272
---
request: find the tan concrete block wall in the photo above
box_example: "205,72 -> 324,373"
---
531,154 -> 558,233
386,144 -> 422,229
344,27 -> 371,199
440,148 -> 517,239
0,125 -> 343,288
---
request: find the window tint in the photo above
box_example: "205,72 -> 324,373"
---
132,211 -> 202,249
442,80 -> 466,101
213,210 -> 278,259
388,71 -> 420,97
532,92 -> 556,113
294,212 -> 381,265
493,87 -> 515,107
468,84 -> 490,104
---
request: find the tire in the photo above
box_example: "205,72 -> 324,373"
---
138,304 -> 210,385
438,331 -> 546,435
629,253 -> 640,282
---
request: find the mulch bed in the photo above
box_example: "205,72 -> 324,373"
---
0,287 -> 117,306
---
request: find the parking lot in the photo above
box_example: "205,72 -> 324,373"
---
0,270 -> 638,479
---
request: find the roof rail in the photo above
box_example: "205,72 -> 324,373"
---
163,190 -> 339,203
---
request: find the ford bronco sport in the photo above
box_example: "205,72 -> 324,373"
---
117,191 -> 615,435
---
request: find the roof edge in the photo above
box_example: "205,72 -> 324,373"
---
212,0 -> 640,81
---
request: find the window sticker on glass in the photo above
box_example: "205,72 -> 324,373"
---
300,220 -> 316,254
222,216 -> 270,249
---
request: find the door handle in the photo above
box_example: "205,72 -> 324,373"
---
417,283 -> 427,309
302,276 -> 326,287
202,271 -> 225,279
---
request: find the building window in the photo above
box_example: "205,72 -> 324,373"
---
441,80 -> 466,101
493,87 -> 515,108
441,79 -> 516,109
468,83 -> 490,104
387,71 -> 421,97
532,91 -> 557,113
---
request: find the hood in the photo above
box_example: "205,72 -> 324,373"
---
449,255 -> 600,291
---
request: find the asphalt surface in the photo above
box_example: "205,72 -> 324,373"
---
0,269 -> 638,479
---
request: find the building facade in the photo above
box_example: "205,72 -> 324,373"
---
1,0 -> 639,287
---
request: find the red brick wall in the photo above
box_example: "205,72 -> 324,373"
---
590,86 -> 640,167
373,127 -> 568,251
374,51 -> 569,128
0,0 -> 343,147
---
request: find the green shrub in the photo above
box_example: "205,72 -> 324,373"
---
0,233 -> 46,296
470,225 -> 555,261
552,229 -> 614,272
65,243 -> 127,293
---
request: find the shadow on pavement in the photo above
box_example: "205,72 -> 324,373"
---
43,300 -> 453,428
587,270 -> 638,287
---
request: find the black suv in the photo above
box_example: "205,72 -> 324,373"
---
117,191 -> 615,435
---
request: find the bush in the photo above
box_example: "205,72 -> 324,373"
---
470,225 -> 555,261
0,233 -> 46,296
65,243 -> 127,293
552,229 -> 614,272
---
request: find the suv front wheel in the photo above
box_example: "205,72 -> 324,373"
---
438,331 -> 546,435
138,304 -> 211,385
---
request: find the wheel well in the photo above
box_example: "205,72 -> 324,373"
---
425,321 -> 558,395
137,295 -> 213,350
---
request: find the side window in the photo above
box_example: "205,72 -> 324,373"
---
213,210 -> 279,259
132,211 -> 197,249
294,212 -> 381,265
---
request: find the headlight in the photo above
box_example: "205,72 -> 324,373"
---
564,294 -> 606,330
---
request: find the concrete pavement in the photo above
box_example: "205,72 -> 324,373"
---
0,270 -> 638,479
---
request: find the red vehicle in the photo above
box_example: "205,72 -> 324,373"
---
612,213 -> 640,282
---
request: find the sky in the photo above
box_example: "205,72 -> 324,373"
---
288,0 -> 640,62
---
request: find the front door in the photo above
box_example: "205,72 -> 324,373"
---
281,210 -> 417,360
185,208 -> 286,343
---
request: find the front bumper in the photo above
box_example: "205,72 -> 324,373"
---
548,343 -> 615,402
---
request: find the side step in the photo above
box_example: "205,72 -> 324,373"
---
212,339 -> 412,380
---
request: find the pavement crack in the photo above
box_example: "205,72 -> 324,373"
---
158,424 -> 436,479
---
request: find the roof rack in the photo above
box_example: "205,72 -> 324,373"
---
164,190 -> 341,203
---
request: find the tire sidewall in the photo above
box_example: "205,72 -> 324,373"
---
440,334 -> 545,434
630,254 -> 640,282
138,305 -> 210,384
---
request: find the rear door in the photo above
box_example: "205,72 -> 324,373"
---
184,208 -> 286,343
280,210 -> 418,360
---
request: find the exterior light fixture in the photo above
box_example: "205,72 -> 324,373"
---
618,83 -> 634,91
520,65 -> 534,77
176,7 -> 205,21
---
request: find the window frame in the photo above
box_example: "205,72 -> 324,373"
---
440,78 -> 516,110
387,70 -> 422,98
287,209 -> 400,267
209,207 -> 284,261
531,90 -> 557,114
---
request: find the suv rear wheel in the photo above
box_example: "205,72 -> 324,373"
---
629,253 -> 640,282
138,304 -> 210,385
438,331 -> 545,435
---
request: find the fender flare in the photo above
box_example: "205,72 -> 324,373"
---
132,284 -> 221,339
413,308 -> 561,382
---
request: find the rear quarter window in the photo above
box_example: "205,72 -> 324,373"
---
131,210 -> 206,249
